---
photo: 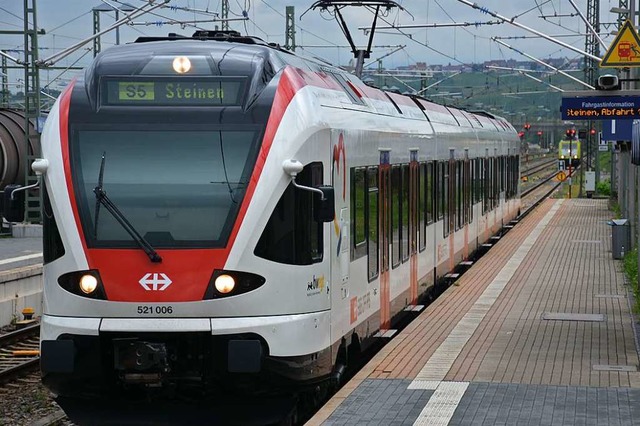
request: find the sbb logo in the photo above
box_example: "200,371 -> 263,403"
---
139,273 -> 172,291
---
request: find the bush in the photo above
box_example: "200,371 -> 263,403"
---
596,179 -> 611,196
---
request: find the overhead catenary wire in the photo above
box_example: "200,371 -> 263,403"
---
373,12 -> 464,65
491,37 -> 594,89
566,0 -> 607,51
260,0 -> 339,49
517,70 -> 564,92
359,20 -> 504,33
38,0 -> 169,67
457,0 -> 601,62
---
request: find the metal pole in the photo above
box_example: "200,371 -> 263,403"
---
285,6 -> 296,51
23,0 -> 41,222
568,0 -> 607,50
115,10 -> 120,45
0,52 -> 7,108
221,0 -> 229,31
93,10 -> 100,57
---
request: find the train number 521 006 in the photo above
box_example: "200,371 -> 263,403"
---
137,305 -> 173,315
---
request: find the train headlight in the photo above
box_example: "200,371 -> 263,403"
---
560,155 -> 565,159
573,155 -> 578,159
79,274 -> 98,294
58,270 -> 107,300
172,56 -> 191,74
214,274 -> 235,294
204,270 -> 266,299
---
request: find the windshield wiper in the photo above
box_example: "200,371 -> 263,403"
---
93,153 -> 162,263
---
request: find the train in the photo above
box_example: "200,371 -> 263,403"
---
12,31 -> 520,401
558,129 -> 581,168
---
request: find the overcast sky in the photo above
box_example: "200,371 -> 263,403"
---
0,0 -> 628,90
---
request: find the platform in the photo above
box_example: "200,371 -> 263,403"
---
308,198 -> 640,425
0,235 -> 41,272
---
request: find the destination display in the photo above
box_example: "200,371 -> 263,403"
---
561,96 -> 640,120
103,78 -> 244,106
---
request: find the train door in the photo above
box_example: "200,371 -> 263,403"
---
379,149 -> 391,331
330,131 -> 350,336
409,150 -> 418,305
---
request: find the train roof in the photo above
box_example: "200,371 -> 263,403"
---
83,30 -> 515,133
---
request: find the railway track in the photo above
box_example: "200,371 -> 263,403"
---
0,324 -> 41,385
33,409 -> 69,426
522,157 -> 557,177
519,166 -> 579,218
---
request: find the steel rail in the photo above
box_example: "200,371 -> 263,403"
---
0,323 -> 40,346
521,158 -> 558,177
0,324 -> 41,385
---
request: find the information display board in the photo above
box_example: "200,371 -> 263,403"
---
103,78 -> 245,106
561,96 -> 640,120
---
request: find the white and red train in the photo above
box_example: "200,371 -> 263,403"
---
25,31 -> 520,398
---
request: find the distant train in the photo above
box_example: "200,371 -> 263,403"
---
8,30 -> 521,401
558,129 -> 581,168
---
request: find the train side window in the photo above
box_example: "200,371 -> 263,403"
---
254,162 -> 323,265
434,162 -> 438,221
506,156 -> 510,195
506,156 -> 512,199
426,162 -> 433,225
498,156 -> 502,196
487,158 -> 496,211
456,160 -> 462,231
443,161 -> 450,237
43,184 -> 66,264
461,160 -> 466,226
503,156 -> 507,195
512,156 -> 516,198
402,164 -> 410,262
367,167 -> 379,281
502,156 -> 506,194
474,158 -> 481,205
466,159 -> 472,224
483,157 -> 489,214
391,165 -> 401,268
494,157 -> 499,208
419,163 -> 426,251
505,157 -> 510,199
470,158 -> 475,207
351,167 -> 367,261
516,155 -> 520,196
438,161 -> 444,221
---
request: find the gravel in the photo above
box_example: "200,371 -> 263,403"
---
1,321 -> 68,425
0,374 -> 65,426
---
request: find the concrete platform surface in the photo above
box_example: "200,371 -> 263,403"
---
308,199 -> 640,426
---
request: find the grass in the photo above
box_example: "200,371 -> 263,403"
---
610,198 -> 639,314
557,173 -> 582,198
596,179 -> 611,196
623,248 -> 640,314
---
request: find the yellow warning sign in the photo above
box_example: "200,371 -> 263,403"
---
557,171 -> 567,182
601,20 -> 640,67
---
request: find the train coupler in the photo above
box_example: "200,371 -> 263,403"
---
113,339 -> 170,385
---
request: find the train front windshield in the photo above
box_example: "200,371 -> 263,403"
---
72,128 -> 259,248
560,141 -> 579,156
